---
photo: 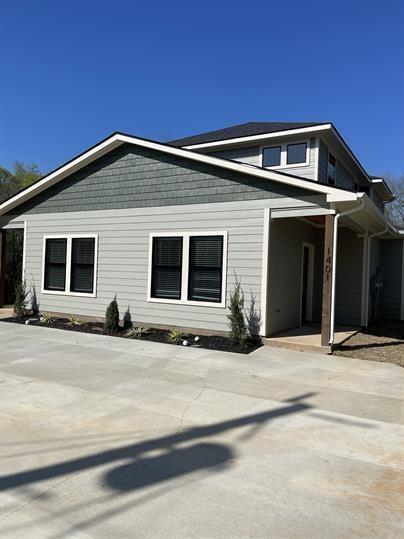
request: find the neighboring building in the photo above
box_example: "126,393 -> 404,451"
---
0,122 -> 403,348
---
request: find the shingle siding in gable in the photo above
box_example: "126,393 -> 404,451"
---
9,144 -> 308,215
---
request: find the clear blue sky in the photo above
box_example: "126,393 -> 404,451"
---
1,0 -> 403,177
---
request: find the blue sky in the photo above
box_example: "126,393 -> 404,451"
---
1,0 -> 403,177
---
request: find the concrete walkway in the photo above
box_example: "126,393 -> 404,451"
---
0,323 -> 403,538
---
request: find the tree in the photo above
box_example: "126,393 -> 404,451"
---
227,277 -> 248,345
0,162 -> 41,203
381,173 -> 404,229
104,296 -> 120,335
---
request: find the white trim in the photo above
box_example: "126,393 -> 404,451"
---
300,242 -> 315,325
260,139 -> 310,170
41,234 -> 98,298
314,137 -> 320,182
22,221 -> 27,281
0,131 -> 359,217
147,230 -> 228,308
183,124 -> 332,149
260,209 -> 270,336
1,221 -> 25,229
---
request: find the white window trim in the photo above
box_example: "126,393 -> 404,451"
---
41,234 -> 98,298
147,231 -> 228,308
260,139 -> 310,170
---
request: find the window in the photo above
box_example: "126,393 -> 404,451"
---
188,236 -> 223,302
42,235 -> 98,296
44,239 -> 67,291
149,232 -> 227,306
151,237 -> 183,300
327,153 -> 336,185
262,140 -> 309,168
71,238 -> 96,294
262,146 -> 281,167
287,142 -> 307,165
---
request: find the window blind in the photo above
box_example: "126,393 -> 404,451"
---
188,236 -> 223,302
70,238 -> 95,294
44,239 -> 67,291
151,237 -> 182,299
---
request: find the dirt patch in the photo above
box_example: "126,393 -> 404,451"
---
1,316 -> 262,355
335,320 -> 404,367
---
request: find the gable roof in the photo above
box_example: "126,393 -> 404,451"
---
169,122 -> 328,147
0,131 -> 359,216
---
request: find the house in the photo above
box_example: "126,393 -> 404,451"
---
0,122 -> 403,349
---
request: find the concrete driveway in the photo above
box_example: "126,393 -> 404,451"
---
0,323 -> 403,538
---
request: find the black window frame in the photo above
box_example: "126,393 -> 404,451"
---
286,142 -> 307,165
151,236 -> 183,300
44,238 -> 68,292
70,237 -> 96,294
187,235 -> 224,304
327,153 -> 337,185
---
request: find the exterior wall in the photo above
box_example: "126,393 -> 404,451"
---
372,190 -> 385,213
209,138 -> 318,181
9,143 -> 308,216
318,140 -> 329,184
335,228 -> 363,326
380,239 -> 403,320
368,237 -> 382,321
336,161 -> 354,190
4,196 -> 327,334
267,219 -> 324,335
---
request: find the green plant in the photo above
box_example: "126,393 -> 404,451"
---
227,277 -> 248,345
167,328 -> 185,344
40,312 -> 54,325
13,280 -> 28,320
104,296 -> 120,335
67,315 -> 82,327
125,326 -> 149,339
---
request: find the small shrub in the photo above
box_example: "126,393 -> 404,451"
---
167,328 -> 184,344
104,296 -> 120,335
40,312 -> 54,325
67,315 -> 82,327
14,280 -> 28,320
125,326 -> 149,339
227,277 -> 248,345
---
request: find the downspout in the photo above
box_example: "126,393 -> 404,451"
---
329,197 -> 365,346
364,223 -> 388,327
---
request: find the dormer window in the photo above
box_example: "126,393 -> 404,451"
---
262,146 -> 281,167
261,140 -> 310,169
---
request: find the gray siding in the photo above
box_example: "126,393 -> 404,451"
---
335,228 -> 363,326
372,190 -> 385,212
380,240 -> 403,320
336,161 -> 354,190
318,140 -> 329,184
209,138 -> 317,181
368,237 -> 381,321
6,196 -> 326,334
8,144 -> 307,216
267,219 -> 324,335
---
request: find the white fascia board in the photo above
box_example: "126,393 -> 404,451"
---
0,131 -> 357,216
183,124 -> 332,150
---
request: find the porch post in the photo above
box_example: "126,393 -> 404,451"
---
321,215 -> 335,346
0,229 -> 6,308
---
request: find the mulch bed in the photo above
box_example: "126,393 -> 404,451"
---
1,316 -> 262,355
335,320 -> 404,367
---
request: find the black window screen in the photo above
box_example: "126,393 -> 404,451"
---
44,239 -> 67,291
188,236 -> 223,302
287,142 -> 307,165
151,237 -> 183,299
71,238 -> 95,294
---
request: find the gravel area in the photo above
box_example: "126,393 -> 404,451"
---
335,320 -> 404,367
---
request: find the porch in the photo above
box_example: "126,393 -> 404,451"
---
264,324 -> 359,354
